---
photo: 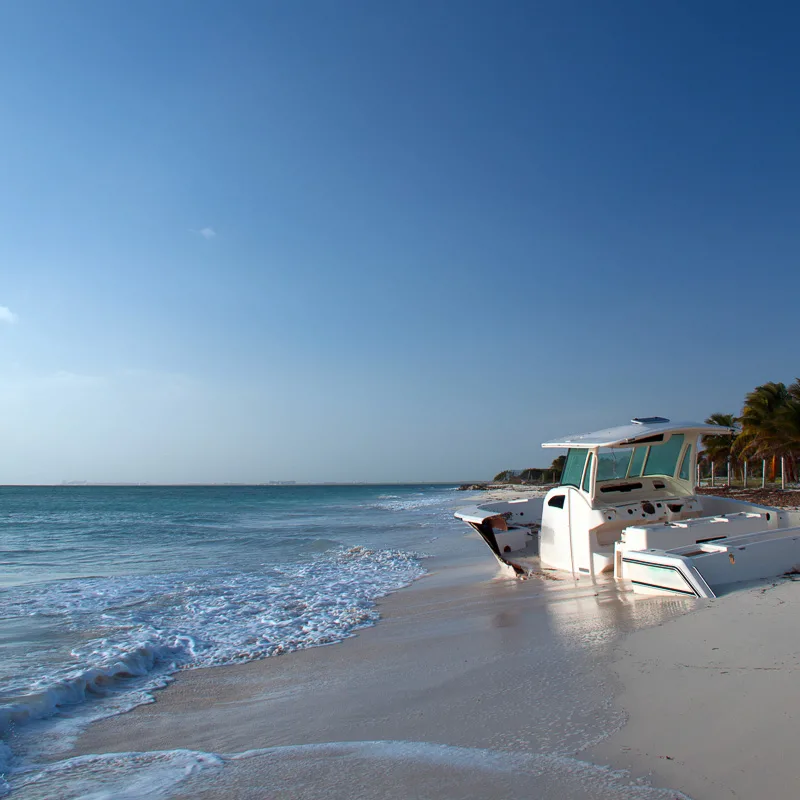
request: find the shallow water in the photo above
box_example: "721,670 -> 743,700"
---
0,484 -> 459,792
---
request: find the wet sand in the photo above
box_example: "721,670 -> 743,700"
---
62,532 -> 697,799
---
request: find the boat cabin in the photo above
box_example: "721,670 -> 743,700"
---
538,418 -> 727,577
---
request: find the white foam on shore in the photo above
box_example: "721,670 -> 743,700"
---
8,749 -> 223,800
371,490 -> 459,513
7,741 -> 690,799
0,547 -> 426,761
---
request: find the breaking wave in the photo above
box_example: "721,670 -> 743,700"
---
0,547 -> 426,741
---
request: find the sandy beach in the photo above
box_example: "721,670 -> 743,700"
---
28,488 -> 798,799
589,577 -> 800,799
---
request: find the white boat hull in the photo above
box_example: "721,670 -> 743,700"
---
619,526 -> 800,598
456,418 -> 800,597
457,494 -> 800,596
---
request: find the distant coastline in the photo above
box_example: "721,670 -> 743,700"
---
0,481 -> 467,488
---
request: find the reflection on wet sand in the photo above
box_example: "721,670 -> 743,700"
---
62,550 -> 696,799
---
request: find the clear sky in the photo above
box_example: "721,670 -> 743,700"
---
2,1 -> 799,483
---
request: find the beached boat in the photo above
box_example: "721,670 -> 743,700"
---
455,418 -> 800,597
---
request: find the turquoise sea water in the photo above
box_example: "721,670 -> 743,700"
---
0,484 -> 460,793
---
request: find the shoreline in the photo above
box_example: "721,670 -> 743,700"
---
59,527 -> 700,799
29,486 -> 800,798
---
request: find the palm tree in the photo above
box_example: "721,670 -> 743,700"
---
701,413 -> 739,484
736,382 -> 790,481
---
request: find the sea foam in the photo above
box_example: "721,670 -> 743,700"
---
7,741 -> 692,800
0,547 -> 426,744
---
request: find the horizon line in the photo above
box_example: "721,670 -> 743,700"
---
0,481 -> 478,488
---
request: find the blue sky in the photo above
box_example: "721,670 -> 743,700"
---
2,1 -> 799,483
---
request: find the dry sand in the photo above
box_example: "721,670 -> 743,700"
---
589,577 -> 800,800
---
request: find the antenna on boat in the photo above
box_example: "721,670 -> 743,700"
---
631,417 -> 670,425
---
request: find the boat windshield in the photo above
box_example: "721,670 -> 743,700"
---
560,449 -> 588,488
561,434 -> 689,490
642,434 -> 684,476
597,448 -> 634,481
596,434 -> 686,483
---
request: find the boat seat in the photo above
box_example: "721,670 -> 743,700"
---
623,511 -> 777,553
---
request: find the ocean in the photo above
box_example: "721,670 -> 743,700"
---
0,484 -> 460,796
1,484 -> 698,800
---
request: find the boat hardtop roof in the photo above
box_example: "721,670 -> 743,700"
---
542,417 -> 734,449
